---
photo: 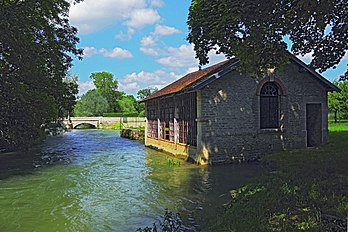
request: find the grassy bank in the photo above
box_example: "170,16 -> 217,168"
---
329,120 -> 348,132
211,131 -> 348,231
102,122 -> 123,130
102,122 -> 145,131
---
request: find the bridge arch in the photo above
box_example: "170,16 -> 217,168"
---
73,123 -> 97,129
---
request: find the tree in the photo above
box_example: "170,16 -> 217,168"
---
187,0 -> 348,76
89,72 -> 119,112
0,0 -> 82,150
328,81 -> 348,122
57,75 -> 79,119
136,87 -> 158,115
117,95 -> 138,113
74,90 -> 109,117
137,87 -> 158,100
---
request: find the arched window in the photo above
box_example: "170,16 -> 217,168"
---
260,82 -> 280,129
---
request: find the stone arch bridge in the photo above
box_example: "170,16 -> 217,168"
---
62,117 -> 103,129
62,117 -> 146,129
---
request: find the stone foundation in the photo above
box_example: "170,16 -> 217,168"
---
121,129 -> 145,143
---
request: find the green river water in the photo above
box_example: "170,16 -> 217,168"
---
0,130 -> 262,231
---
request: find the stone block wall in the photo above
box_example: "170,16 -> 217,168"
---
195,61 -> 328,164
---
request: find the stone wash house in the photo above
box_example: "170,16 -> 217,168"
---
141,54 -> 339,165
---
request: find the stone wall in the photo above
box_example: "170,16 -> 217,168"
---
120,128 -> 145,143
194,61 -> 328,164
101,117 -> 146,128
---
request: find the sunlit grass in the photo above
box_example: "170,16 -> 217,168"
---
329,120 -> 348,132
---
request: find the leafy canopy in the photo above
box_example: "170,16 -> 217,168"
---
328,81 -> 348,121
187,0 -> 348,75
90,72 -> 119,112
137,87 -> 158,100
74,90 -> 109,117
117,95 -> 138,113
0,0 -> 82,150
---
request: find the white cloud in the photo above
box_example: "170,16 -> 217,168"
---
99,48 -> 133,59
69,0 -> 146,34
124,8 -> 161,29
119,69 -> 182,93
80,46 -> 133,59
140,47 -> 159,56
297,52 -> 313,64
78,81 -> 95,96
83,46 -> 97,58
156,44 -> 226,68
152,25 -> 181,36
69,0 -> 161,35
140,36 -> 156,47
119,82 -> 140,91
115,28 -> 135,41
156,44 -> 196,67
298,51 -> 348,64
148,0 -> 164,7
186,66 -> 199,73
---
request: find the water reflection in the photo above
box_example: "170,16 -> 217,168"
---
0,130 -> 263,231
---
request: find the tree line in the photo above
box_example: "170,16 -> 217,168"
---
73,71 -> 157,117
328,80 -> 348,122
72,72 -> 157,117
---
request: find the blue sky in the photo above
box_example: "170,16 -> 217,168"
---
69,0 -> 347,97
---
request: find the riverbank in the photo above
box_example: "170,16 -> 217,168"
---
210,131 -> 348,231
120,128 -> 145,143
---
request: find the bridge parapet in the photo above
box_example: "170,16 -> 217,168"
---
63,117 -> 102,129
62,117 -> 146,129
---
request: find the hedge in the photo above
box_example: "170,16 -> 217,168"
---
103,112 -> 140,117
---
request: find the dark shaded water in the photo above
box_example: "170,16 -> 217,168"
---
0,130 -> 263,231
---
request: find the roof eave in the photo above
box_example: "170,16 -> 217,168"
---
191,58 -> 240,91
140,60 -> 233,102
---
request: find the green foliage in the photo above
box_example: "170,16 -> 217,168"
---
58,75 -> 79,118
137,87 -> 158,100
138,110 -> 145,117
328,81 -> 348,122
102,122 -> 123,130
0,0 -> 82,150
211,132 -> 348,231
90,71 -> 119,112
117,95 -> 138,113
136,210 -> 182,232
187,0 -> 348,75
74,90 -> 109,117
166,158 -> 181,167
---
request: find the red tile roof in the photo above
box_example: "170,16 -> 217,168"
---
142,60 -> 230,101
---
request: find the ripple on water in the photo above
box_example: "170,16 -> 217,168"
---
0,130 -> 263,231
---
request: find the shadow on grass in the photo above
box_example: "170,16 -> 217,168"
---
210,131 -> 348,231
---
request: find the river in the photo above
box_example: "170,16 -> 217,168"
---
0,130 -> 263,231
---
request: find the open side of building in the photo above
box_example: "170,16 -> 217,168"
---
142,54 -> 339,165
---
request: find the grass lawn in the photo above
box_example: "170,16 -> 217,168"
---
102,122 -> 145,131
329,120 -> 348,132
211,131 -> 348,231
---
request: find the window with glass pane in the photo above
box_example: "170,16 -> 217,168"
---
260,82 -> 279,129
